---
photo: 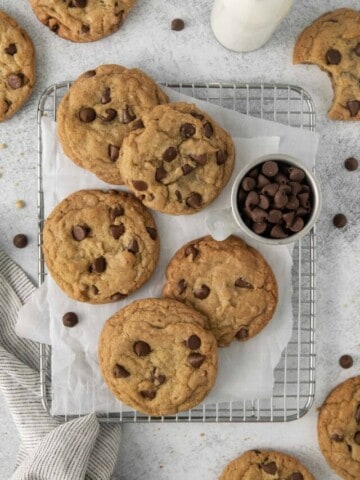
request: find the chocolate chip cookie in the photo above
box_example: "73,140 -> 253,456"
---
0,11 -> 35,122
29,0 -> 135,43
162,235 -> 278,347
294,8 -> 360,120
119,102 -> 235,214
57,65 -> 169,184
42,190 -> 159,304
220,450 -> 314,480
318,376 -> 360,479
98,298 -> 218,416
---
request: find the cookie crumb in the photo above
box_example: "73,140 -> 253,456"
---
16,200 -> 25,209
0,143 -> 7,149
200,432 -> 205,437
159,465 -> 164,469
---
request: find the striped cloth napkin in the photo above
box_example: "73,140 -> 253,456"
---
0,250 -> 122,480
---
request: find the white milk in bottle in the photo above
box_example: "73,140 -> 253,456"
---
211,0 -> 293,53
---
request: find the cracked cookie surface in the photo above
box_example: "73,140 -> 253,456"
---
57,64 -> 169,184
29,0 -> 135,43
163,235 -> 278,347
42,189 -> 159,304
0,10 -> 35,122
220,450 -> 314,480
119,102 -> 235,214
318,376 -> 360,480
98,298 -> 218,416
294,8 -> 360,120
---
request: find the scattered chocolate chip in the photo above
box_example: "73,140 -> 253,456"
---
202,122 -> 213,138
270,225 -> 288,239
345,157 -> 358,171
101,87 -> 111,104
127,239 -> 139,254
90,256 -> 106,273
194,284 -> 210,299
235,327 -> 248,340
262,183 -> 279,197
111,292 -> 127,301
132,119 -> 144,130
326,48 -> 342,65
261,462 -> 277,475
146,227 -> 157,240
171,18 -> 185,31
188,352 -> 205,368
235,278 -> 253,289
4,43 -> 17,55
252,222 -> 267,234
175,190 -> 182,202
110,224 -> 125,239
132,180 -> 148,191
187,335 -> 201,350
140,390 -> 156,399
189,153 -> 207,165
13,234 -> 28,248
100,108 -> 117,122
182,164 -> 194,175
163,147 -> 178,162
7,73 -> 24,89
72,225 -> 90,241
339,354 -> 353,369
178,279 -> 187,294
81,24 -> 90,33
108,144 -> 120,162
347,100 -> 360,117
84,70 -> 96,78
185,192 -> 202,209
288,474 -> 304,480
355,432 -> 360,445
333,213 -> 347,228
190,111 -> 204,120
79,107 -> 96,123
331,433 -> 344,442
134,341 -> 151,356
114,364 -> 130,378
216,150 -> 227,165
122,105 -> 136,124
245,191 -> 259,209
355,44 -> 360,56
180,123 -> 195,138
241,177 -> 256,191
185,244 -> 199,260
110,206 -> 124,221
62,312 -> 78,327
262,161 -> 278,177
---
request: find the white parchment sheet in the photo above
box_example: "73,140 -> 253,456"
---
17,87 -> 319,414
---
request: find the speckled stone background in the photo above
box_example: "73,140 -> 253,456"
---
0,1 -> 359,479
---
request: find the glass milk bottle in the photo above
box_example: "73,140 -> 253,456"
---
211,0 -> 293,53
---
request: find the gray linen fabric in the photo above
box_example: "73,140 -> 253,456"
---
0,250 -> 122,480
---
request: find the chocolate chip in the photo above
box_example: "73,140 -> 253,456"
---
216,150 -> 227,165
242,177 -> 256,191
91,285 -> 99,295
101,87 -> 111,104
185,244 -> 199,260
247,168 -> 258,178
238,188 -> 246,203
283,211 -> 295,228
202,122 -> 213,138
72,0 -> 87,6
355,44 -> 360,56
111,292 -> 126,301
194,284 -> 210,299
270,225 -> 288,239
275,172 -> 289,185
252,222 -> 267,234
182,164 -> 194,175
90,256 -> 106,273
356,405 -> 360,424
114,364 -> 130,378
72,225 -> 90,241
259,194 -> 270,210
84,70 -> 96,78
62,312 -> 78,327
279,184 -> 291,194
178,279 -> 187,294
13,234 -> 28,248
289,217 -> 304,233
290,181 -> 302,196
189,153 -> 207,165
146,227 -> 157,240
155,166 -> 167,182
333,213 -> 347,228
345,157 -> 358,171
110,206 -> 124,221
261,462 -> 277,475
257,174 -> 270,188
355,432 -> 360,445
4,43 -> 17,55
132,180 -> 148,191
187,335 -> 201,350
100,108 -> 117,122
251,207 -> 267,223
296,207 -> 309,217
7,73 -> 24,89
110,224 -> 125,239
134,341 -> 151,356
268,209 -> 282,224
180,123 -> 195,138
274,189 -> 289,208
262,161 -> 278,177
347,101 -> 360,117
286,195 -> 300,210
235,277 -> 253,289
171,18 -> 185,31
48,19 -> 59,32
186,192 -> 202,209
127,239 -> 139,254
122,105 -> 136,124
262,183 -> 279,197
331,433 -> 344,442
235,327 -> 248,340
79,107 -> 96,123
188,353 -> 205,368
81,25 -> 90,33
288,474 -> 304,480
154,374 -> 166,386
175,190 -> 182,202
132,119 -> 144,130
108,144 -> 120,162
245,191 -> 259,209
163,147 -> 178,162
339,354 -> 353,369
190,111 -> 204,120
326,48 -> 342,65
140,390 -> 156,399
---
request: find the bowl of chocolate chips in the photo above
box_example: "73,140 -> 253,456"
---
232,154 -> 321,245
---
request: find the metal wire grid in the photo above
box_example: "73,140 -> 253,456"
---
37,82 -> 316,423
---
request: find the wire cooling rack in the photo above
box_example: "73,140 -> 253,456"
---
38,82 -> 316,423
